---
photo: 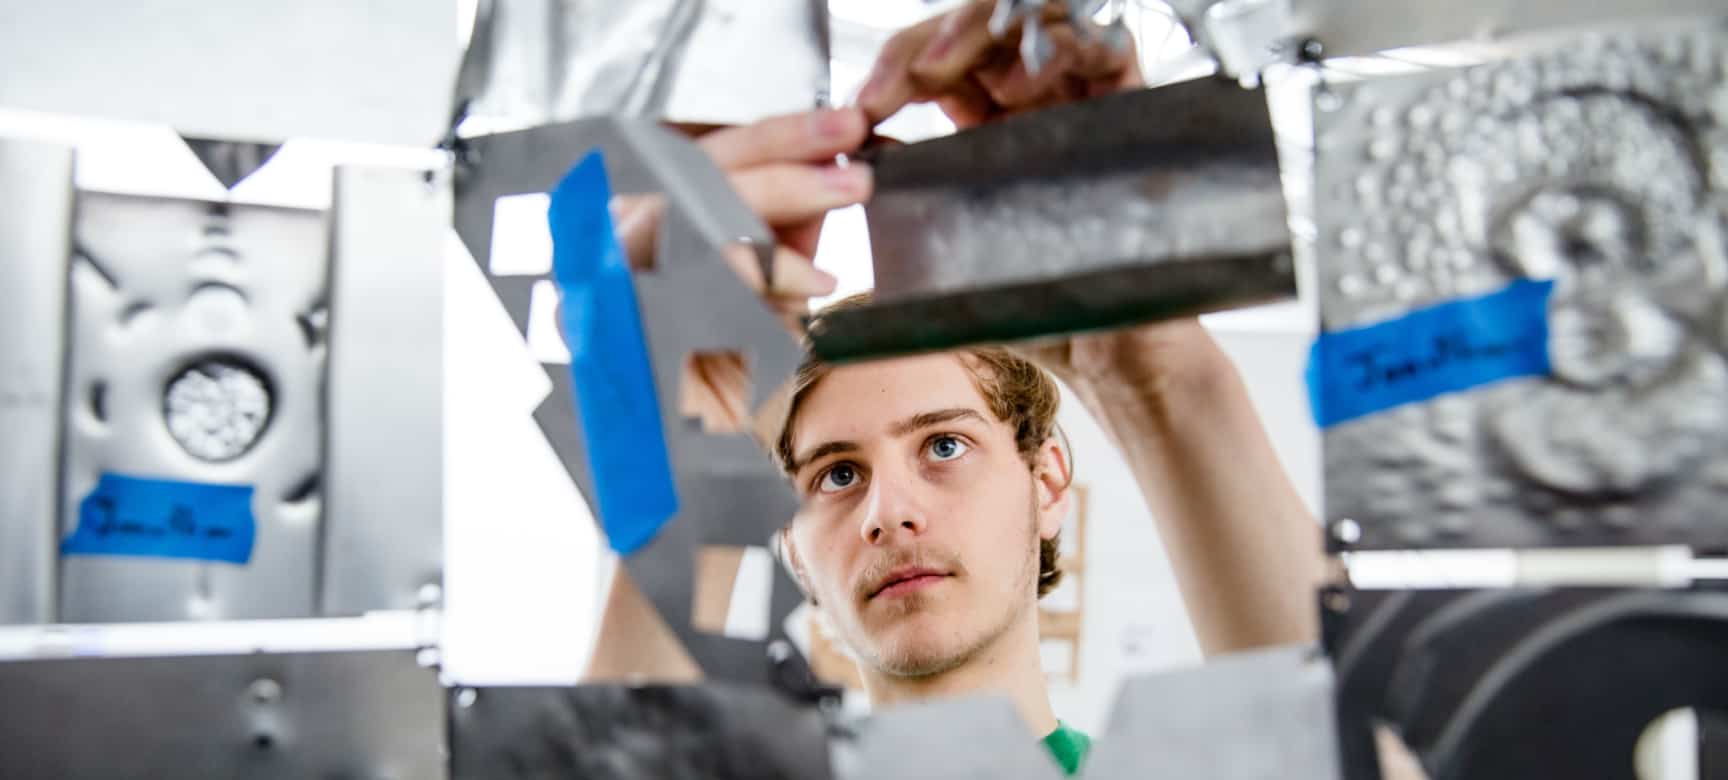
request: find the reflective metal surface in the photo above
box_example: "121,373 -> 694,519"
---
181,136 -> 282,191
449,683 -> 832,779
0,649 -> 445,779
321,166 -> 448,615
1085,645 -> 1341,779
1315,25 -> 1728,550
0,0 -> 457,145
1327,587 -> 1728,780
1291,0 -> 1725,60
59,193 -> 328,621
809,79 -> 1295,361
0,138 -> 73,626
460,0 -> 830,130
453,117 -> 806,683
834,694 -> 1061,780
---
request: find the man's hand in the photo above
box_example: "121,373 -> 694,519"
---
610,107 -> 873,433
857,0 -> 1143,129
612,107 -> 874,323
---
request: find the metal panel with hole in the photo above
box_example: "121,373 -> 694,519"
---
58,193 -> 329,621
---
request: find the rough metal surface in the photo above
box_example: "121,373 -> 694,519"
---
459,0 -> 829,129
1314,25 -> 1728,550
810,78 -> 1294,362
449,683 -> 832,779
0,650 -> 445,779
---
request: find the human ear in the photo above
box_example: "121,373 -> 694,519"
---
1031,436 -> 1072,542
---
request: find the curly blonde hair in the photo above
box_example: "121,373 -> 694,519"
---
771,294 -> 1070,598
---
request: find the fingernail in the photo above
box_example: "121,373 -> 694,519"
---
809,107 -> 854,140
824,163 -> 869,193
816,270 -> 838,295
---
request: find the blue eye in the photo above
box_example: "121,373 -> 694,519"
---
927,435 -> 969,462
818,463 -> 860,494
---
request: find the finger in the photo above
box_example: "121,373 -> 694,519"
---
610,194 -> 666,270
976,38 -> 1075,110
724,243 -> 838,299
779,219 -> 826,261
729,161 -> 873,226
935,75 -> 999,129
699,107 -> 869,169
855,14 -> 940,123
1068,29 -> 1138,80
905,2 -> 1003,94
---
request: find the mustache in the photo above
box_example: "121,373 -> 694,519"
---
851,546 -> 966,602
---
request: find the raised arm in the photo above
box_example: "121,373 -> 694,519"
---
1041,320 -> 1325,654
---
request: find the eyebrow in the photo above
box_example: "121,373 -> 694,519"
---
790,407 -> 989,474
888,407 -> 988,437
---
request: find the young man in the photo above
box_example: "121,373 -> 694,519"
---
586,2 -> 1324,774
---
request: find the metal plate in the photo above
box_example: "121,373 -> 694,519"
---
0,649 -> 444,779
448,683 -> 832,779
1291,0 -> 1725,60
459,0 -> 828,130
59,193 -> 328,621
0,0 -> 457,145
1326,587 -> 1728,780
0,138 -> 73,626
834,694 -> 1061,780
1084,645 -> 1342,779
1313,25 -> 1728,550
321,166 -> 448,615
807,78 -> 1294,362
452,118 -> 805,683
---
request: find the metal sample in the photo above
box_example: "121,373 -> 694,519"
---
0,649 -> 445,779
0,0 -> 456,145
453,118 -> 808,683
834,694 -> 1062,780
1084,645 -> 1342,779
321,166 -> 448,615
1327,587 -> 1728,780
1314,26 -> 1728,550
807,78 -> 1294,362
59,193 -> 329,622
458,0 -> 830,131
1289,0 -> 1726,61
448,683 -> 832,779
1161,0 -> 1722,79
0,138 -> 73,626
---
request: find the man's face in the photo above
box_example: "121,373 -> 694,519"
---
783,353 -> 1063,678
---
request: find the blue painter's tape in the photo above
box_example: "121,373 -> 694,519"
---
1307,278 -> 1555,428
548,150 -> 680,555
61,473 -> 256,564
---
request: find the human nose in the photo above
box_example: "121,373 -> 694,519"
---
858,463 -> 929,545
